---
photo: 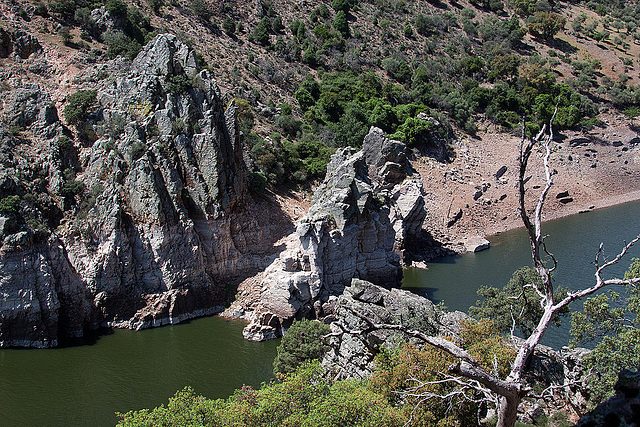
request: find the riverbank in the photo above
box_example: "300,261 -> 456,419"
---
414,112 -> 640,256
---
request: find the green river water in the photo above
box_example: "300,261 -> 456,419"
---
1,200 -> 639,426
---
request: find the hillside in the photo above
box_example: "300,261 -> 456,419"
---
3,0 -> 640,248
1,0 -> 640,348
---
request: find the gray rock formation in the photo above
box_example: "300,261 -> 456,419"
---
12,29 -> 42,59
0,34 -> 283,347
321,278 -> 467,380
242,128 -> 426,341
0,28 -> 42,59
320,279 -> 592,424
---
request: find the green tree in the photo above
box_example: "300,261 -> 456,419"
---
571,258 -> 640,406
333,10 -> 349,37
332,0 -> 350,13
105,0 -> 128,19
251,18 -> 270,45
470,267 -> 570,336
273,319 -> 331,376
64,89 -> 97,126
528,11 -> 567,40
295,87 -> 315,111
222,17 -> 236,35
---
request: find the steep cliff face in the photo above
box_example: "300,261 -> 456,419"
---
0,34 -> 282,347
242,128 -> 426,341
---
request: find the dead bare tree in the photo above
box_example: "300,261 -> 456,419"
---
347,115 -> 640,427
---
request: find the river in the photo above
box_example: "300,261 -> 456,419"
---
403,199 -> 640,347
1,200 -> 639,426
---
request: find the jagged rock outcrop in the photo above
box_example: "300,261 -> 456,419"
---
321,279 -> 593,423
322,278 -> 467,380
0,28 -> 42,59
0,34 -> 283,347
242,128 -> 426,341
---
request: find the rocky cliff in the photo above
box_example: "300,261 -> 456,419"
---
322,278 -> 466,380
0,34 -> 286,347
322,279 -> 593,424
241,128 -> 426,340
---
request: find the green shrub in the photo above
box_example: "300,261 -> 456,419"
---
165,73 -> 192,95
106,0 -> 128,19
104,31 -> 142,60
147,0 -> 164,14
48,0 -> 75,18
273,319 -> 331,376
0,195 -> 21,216
129,142 -> 147,162
248,171 -> 268,194
64,89 -> 97,126
250,18 -> 270,45
222,17 -> 236,35
295,88 -> 315,111
61,179 -> 86,201
390,117 -> 432,146
190,0 -> 211,21
332,0 -> 350,13
382,57 -> 411,83
117,363 -> 405,427
34,2 -> 48,16
272,16 -> 284,33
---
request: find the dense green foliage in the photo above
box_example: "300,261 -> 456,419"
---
0,195 -> 21,216
117,362 -> 405,427
571,259 -> 640,406
64,90 -> 98,126
273,319 -> 331,376
470,267 -> 570,336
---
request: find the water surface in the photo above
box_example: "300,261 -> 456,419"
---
1,200 -> 638,426
0,316 -> 278,427
403,200 -> 640,348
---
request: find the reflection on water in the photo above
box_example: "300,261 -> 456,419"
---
0,316 -> 278,427
403,200 -> 640,348
1,201 -> 639,426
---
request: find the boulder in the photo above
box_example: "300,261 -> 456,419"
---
495,165 -> 508,179
465,236 -> 490,252
322,279 -> 467,380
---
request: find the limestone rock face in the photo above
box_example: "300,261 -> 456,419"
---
12,29 -> 42,59
243,128 -> 426,341
321,279 -> 467,380
0,34 -> 279,347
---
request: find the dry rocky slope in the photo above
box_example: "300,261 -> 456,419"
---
0,34 -> 292,347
